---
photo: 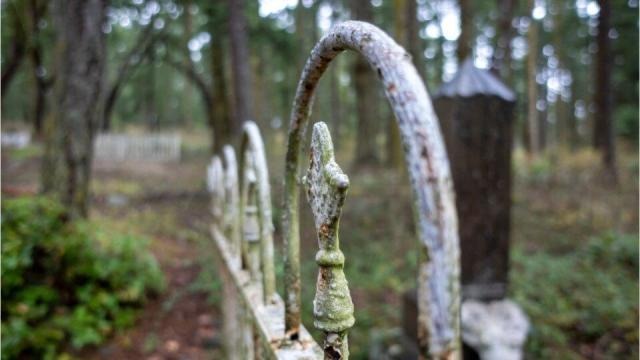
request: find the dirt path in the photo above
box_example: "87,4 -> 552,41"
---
81,164 -> 222,359
81,234 -> 221,360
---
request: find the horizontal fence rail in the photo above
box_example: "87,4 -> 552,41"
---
207,21 -> 460,360
209,122 -> 323,359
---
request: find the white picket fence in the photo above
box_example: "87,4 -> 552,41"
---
94,133 -> 181,163
1,131 -> 31,149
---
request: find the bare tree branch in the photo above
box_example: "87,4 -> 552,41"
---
163,56 -> 212,110
101,15 -> 164,130
1,3 -> 27,101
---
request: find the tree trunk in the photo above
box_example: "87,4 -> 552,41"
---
145,52 -> 158,130
406,0 -> 424,81
553,1 -> 571,150
102,83 -> 119,131
492,0 -> 515,80
555,89 -> 569,148
253,45 -> 268,128
387,0 -> 408,168
211,36 -> 232,153
350,0 -> 380,166
296,2 -> 321,124
593,0 -> 617,182
31,51 -> 47,136
327,4 -> 343,147
27,1 -> 47,135
183,0 -> 194,128
329,57 -> 342,148
457,0 -> 473,62
568,75 -> 580,150
526,0 -> 540,155
431,8 -> 446,85
295,2 -> 306,75
42,0 -> 107,219
539,80 -> 547,150
552,0 -> 562,148
228,0 -> 252,132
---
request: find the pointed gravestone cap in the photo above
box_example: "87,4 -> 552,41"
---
435,58 -> 516,102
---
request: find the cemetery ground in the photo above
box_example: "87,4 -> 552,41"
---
1,131 -> 638,359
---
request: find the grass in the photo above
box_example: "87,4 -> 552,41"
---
8,144 -> 43,160
91,179 -> 143,197
511,233 -> 638,359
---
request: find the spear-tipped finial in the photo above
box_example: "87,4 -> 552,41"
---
304,122 -> 354,360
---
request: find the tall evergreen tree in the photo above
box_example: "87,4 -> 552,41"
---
26,0 -> 51,136
457,0 -> 473,62
209,3 -> 232,152
350,0 -> 381,166
228,0 -> 253,131
593,0 -> 617,182
492,0 -> 515,80
526,0 -> 540,155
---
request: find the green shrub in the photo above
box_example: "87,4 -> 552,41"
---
615,104 -> 639,143
1,197 -> 165,359
511,232 -> 639,358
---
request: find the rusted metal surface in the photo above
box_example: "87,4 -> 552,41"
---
304,122 -> 355,359
282,21 -> 461,358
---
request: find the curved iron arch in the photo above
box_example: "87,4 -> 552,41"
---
281,21 -> 461,358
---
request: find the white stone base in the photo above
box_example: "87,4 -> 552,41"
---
461,299 -> 529,360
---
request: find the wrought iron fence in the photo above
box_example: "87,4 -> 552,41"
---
207,21 -> 460,360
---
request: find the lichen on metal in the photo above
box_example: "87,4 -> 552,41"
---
240,121 -> 276,303
283,21 -> 461,358
222,145 -> 242,260
303,122 -> 354,359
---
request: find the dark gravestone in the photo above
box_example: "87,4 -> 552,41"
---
433,59 -> 516,301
